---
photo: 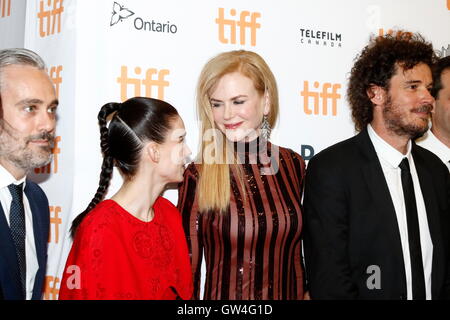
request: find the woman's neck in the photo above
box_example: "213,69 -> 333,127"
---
111,170 -> 164,222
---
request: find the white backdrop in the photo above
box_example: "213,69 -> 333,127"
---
0,0 -> 449,299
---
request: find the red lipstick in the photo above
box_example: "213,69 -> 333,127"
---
224,122 -> 243,130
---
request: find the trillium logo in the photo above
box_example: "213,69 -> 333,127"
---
110,2 -> 134,26
108,1 -> 178,34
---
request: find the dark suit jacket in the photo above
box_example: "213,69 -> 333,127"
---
303,128 -> 450,299
0,180 -> 49,300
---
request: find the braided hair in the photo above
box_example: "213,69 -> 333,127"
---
70,97 -> 179,237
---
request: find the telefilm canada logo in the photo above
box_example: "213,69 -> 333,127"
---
299,27 -> 342,48
109,2 -> 178,34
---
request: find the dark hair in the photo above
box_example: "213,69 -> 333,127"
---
71,97 -> 179,237
431,55 -> 450,99
347,31 -> 437,131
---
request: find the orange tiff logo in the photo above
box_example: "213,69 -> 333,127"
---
44,276 -> 60,300
37,0 -> 64,37
301,81 -> 341,116
48,205 -> 62,244
0,0 -> 11,18
34,136 -> 61,174
448,0 -> 450,10
117,66 -> 170,101
216,8 -> 261,46
49,65 -> 63,98
378,28 -> 412,40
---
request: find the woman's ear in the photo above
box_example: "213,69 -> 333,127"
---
367,85 -> 386,106
145,142 -> 160,163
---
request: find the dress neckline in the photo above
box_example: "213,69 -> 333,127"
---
232,136 -> 271,164
105,198 -> 160,225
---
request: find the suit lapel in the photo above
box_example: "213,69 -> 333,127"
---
411,145 -> 441,247
411,144 -> 443,298
0,204 -> 24,298
24,183 -> 46,300
356,129 -> 400,229
24,186 -> 45,271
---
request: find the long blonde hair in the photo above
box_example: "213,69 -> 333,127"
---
196,50 -> 279,213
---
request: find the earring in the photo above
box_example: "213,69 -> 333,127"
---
260,115 -> 271,140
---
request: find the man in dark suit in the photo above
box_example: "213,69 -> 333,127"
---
0,48 -> 58,300
303,32 -> 450,300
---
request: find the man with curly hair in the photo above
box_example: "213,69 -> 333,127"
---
303,32 -> 450,300
417,56 -> 450,172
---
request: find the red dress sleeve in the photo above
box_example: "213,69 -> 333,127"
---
59,210 -> 118,300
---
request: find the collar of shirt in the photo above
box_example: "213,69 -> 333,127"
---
416,129 -> 450,163
0,164 -> 27,191
368,124 -> 412,168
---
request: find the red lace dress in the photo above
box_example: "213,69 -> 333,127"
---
59,197 -> 193,300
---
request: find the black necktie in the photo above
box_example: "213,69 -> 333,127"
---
8,183 -> 26,299
399,158 -> 426,300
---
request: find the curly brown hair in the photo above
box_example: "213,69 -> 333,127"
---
347,31 -> 437,131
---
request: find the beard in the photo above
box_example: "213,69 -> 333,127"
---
382,96 -> 432,140
0,125 -> 54,172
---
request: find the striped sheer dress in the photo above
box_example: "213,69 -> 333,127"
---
177,138 -> 306,300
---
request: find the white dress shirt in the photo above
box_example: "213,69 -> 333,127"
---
368,124 -> 433,300
0,165 -> 39,300
416,129 -> 450,172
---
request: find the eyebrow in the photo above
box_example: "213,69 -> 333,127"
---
404,80 -> 422,84
404,80 -> 433,87
210,95 -> 248,102
15,98 -> 59,107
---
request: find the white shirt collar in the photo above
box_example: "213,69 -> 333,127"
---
417,129 -> 450,163
367,124 -> 412,168
0,164 -> 27,190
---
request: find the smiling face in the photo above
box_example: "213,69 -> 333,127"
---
381,63 -> 434,138
210,72 -> 269,142
0,65 -> 58,178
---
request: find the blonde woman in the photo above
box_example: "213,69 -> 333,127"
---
178,50 -> 306,300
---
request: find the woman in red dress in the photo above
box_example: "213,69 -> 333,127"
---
59,97 -> 193,300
